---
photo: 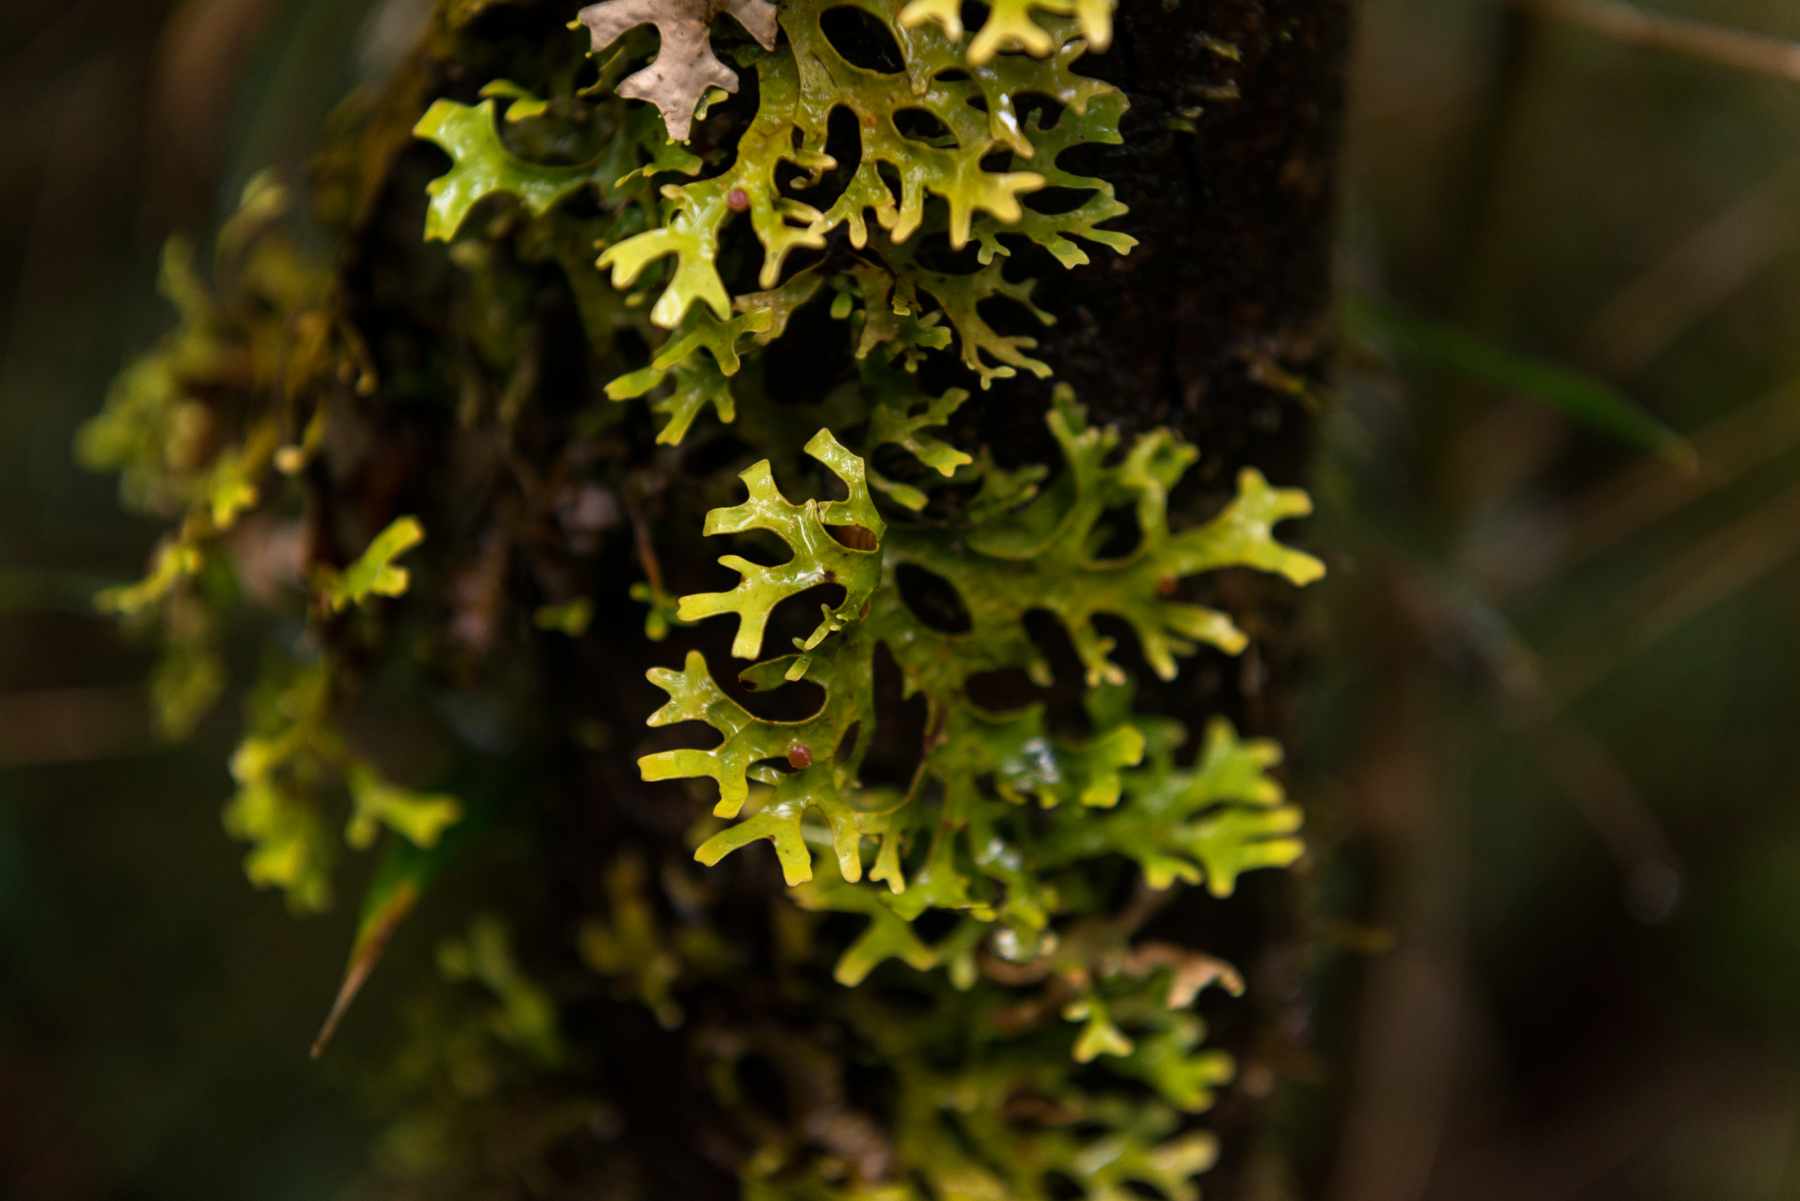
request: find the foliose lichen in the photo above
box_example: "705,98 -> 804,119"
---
84,1 -> 1324,1196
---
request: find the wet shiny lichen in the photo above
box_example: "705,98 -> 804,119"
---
83,2 -> 1324,1197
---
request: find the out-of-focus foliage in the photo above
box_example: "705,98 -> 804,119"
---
1304,1 -> 1800,1198
76,172 -> 459,913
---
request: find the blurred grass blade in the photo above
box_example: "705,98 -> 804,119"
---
1347,296 -> 1698,471
310,823 -> 457,1059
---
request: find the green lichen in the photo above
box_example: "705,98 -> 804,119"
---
437,915 -> 566,1067
737,963 -> 1228,1201
900,0 -> 1115,65
416,87 -> 697,244
679,429 -> 884,660
594,0 -> 1130,333
223,665 -> 343,912
642,391 -> 1322,979
319,517 -> 426,613
89,2 -> 1327,1196
223,662 -> 466,912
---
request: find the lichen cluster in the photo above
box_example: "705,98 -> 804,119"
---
84,1 -> 1323,1197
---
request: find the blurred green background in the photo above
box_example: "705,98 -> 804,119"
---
1,2 -> 402,1196
4,1 -> 1800,1198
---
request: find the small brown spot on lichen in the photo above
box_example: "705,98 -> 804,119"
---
787,743 -> 813,769
727,188 -> 750,212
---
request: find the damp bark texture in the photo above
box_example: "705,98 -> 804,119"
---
1040,3 -> 1352,1191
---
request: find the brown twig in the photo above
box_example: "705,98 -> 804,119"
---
1582,161 -> 1800,378
1474,378 -> 1800,595
1515,0 -> 1800,84
1546,474 -> 1800,707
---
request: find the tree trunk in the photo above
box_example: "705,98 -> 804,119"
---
340,2 -> 1351,1195
1056,0 -> 1350,470
1060,4 -> 1352,1193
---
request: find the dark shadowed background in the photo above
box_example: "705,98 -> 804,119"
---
4,1 -> 1800,1198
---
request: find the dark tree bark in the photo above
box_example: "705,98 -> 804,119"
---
1049,5 -> 1353,1192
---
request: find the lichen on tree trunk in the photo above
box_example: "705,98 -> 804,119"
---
83,1 -> 1351,1196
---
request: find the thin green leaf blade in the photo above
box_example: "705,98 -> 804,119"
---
1347,296 -> 1697,472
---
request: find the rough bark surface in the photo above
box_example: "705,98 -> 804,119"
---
1055,1 -> 1349,469
1057,4 -> 1351,1190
